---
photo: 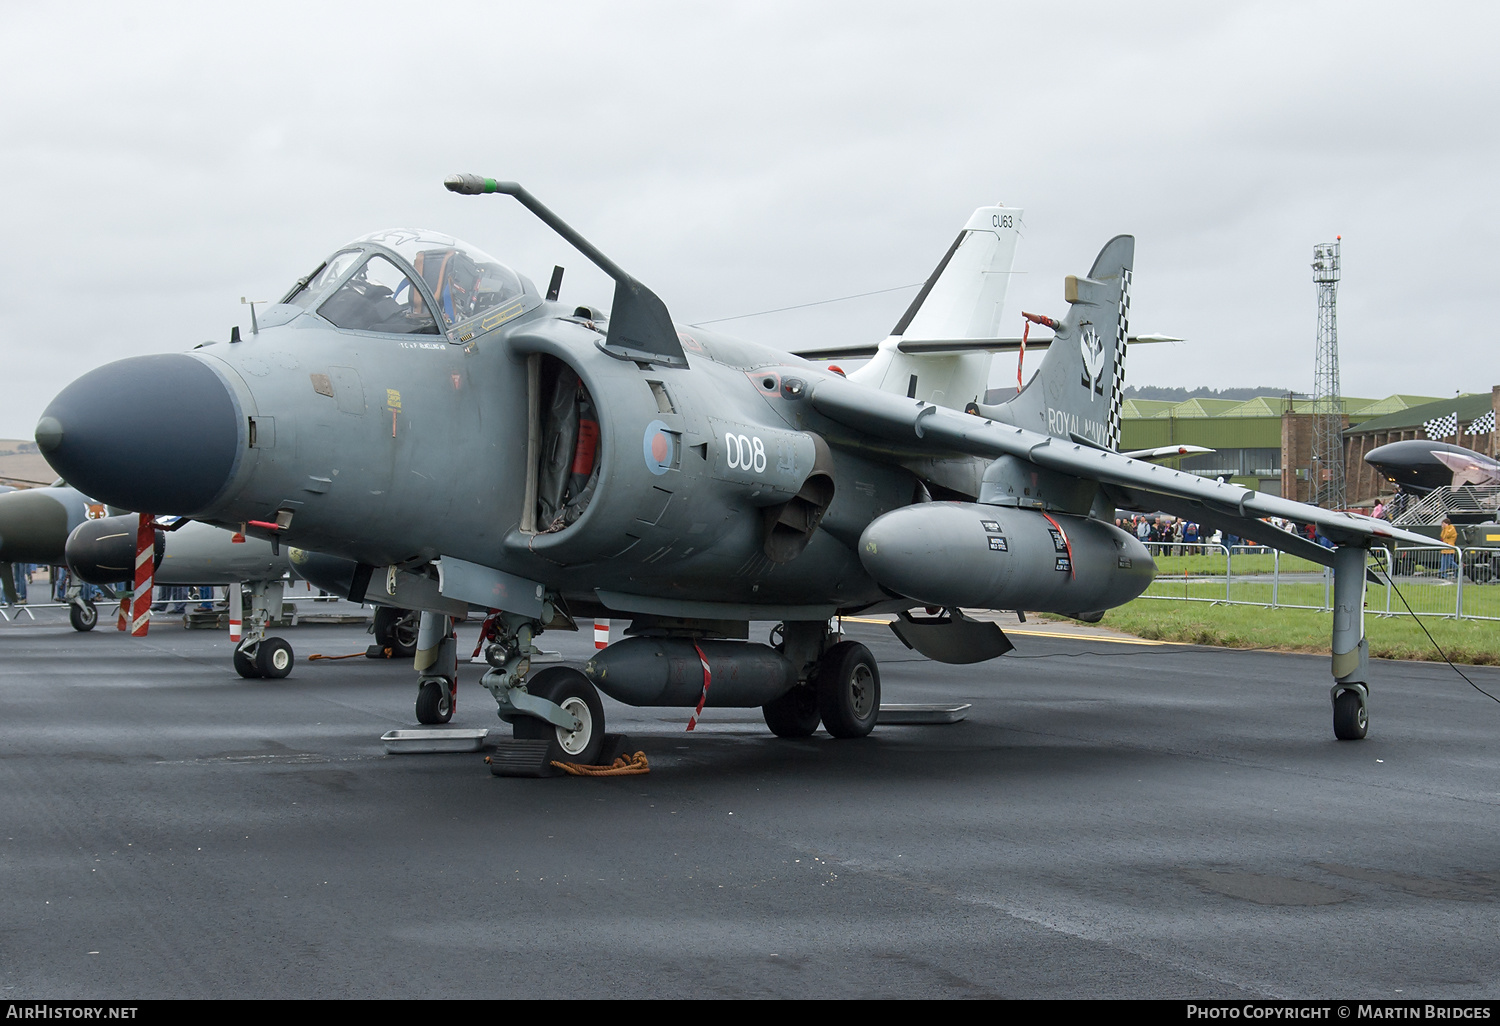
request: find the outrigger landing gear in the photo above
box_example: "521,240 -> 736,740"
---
1330,545 -> 1371,741
68,597 -> 98,632
231,580 -> 293,680
413,610 -> 459,724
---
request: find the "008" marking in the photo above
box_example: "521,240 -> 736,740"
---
725,432 -> 766,474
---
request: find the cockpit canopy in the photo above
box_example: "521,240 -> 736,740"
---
282,229 -> 529,337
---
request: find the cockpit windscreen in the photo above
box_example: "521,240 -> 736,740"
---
352,229 -> 525,330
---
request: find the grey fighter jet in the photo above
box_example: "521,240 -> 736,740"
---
35,178 -> 1434,760
0,484 -> 118,629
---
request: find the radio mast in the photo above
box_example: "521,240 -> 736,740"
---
1311,238 -> 1344,508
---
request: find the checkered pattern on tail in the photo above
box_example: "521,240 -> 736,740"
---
1423,411 -> 1458,440
1105,268 -> 1132,451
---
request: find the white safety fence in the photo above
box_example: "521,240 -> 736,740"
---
1140,542 -> 1500,621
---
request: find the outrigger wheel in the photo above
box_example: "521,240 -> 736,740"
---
513,666 -> 605,765
815,641 -> 880,738
69,600 -> 98,632
415,678 -> 455,725
1333,686 -> 1368,741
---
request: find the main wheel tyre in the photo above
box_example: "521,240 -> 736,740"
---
762,684 -> 821,738
256,637 -> 294,679
513,667 -> 605,765
233,645 -> 262,679
415,678 -> 454,724
1333,689 -> 1368,740
374,606 -> 420,658
69,600 -> 98,632
815,641 -> 880,738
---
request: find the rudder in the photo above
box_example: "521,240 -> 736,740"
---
992,235 -> 1134,450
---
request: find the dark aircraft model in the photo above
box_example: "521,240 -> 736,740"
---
1365,439 -> 1500,496
35,177 -> 1434,760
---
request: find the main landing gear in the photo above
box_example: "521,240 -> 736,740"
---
761,622 -> 880,740
373,606 -> 420,658
231,580 -> 294,680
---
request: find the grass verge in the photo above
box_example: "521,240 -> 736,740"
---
1070,599 -> 1500,666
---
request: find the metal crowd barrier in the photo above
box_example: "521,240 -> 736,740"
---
1139,541 -> 1500,621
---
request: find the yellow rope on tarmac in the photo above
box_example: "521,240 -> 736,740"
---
551,751 -> 650,776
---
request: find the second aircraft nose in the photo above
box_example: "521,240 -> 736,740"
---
36,354 -> 242,516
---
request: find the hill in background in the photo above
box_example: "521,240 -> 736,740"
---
0,440 -> 58,488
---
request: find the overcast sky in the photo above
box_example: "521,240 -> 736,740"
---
2,1 -> 1495,438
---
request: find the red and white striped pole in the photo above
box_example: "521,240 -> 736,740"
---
129,513 -> 154,637
593,619 -> 610,649
228,582 -> 242,644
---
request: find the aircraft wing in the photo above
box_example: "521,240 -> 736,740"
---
807,374 -> 1435,555
792,333 -> 1177,361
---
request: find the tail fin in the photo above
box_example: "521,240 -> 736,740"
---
991,236 -> 1133,450
849,206 -> 1023,410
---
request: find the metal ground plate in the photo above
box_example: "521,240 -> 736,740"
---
381,728 -> 490,753
876,702 -> 972,725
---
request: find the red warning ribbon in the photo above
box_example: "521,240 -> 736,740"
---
686,642 -> 712,731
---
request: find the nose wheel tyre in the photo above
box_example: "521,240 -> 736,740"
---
256,637 -> 294,679
513,667 -> 605,766
233,644 -> 262,679
69,600 -> 98,632
1333,688 -> 1368,740
762,684 -> 821,738
416,678 -> 455,724
815,641 -> 880,738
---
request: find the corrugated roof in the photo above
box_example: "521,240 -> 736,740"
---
1120,393 -> 1450,425
1166,398 -> 1245,418
1223,396 -> 1290,417
1120,399 -> 1177,419
1353,394 -> 1443,417
1346,393 -> 1494,434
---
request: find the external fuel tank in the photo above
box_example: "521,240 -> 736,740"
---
858,502 -> 1154,618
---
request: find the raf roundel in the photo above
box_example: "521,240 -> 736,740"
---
642,420 -> 674,476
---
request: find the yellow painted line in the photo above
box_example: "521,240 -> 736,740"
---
840,615 -> 1182,646
1008,628 -> 1179,647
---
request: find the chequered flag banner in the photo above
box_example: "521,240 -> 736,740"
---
1471,409 -> 1496,435
1423,412 -> 1458,440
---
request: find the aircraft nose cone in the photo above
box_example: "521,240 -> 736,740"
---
0,489 -> 69,564
38,354 -> 241,515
